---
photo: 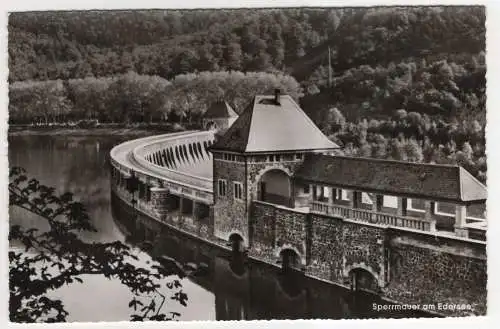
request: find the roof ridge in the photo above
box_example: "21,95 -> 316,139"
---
287,96 -> 333,141
243,97 -> 256,152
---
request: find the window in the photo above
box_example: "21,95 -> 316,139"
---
407,199 -> 425,213
434,202 -> 455,217
295,153 -> 303,160
383,195 -> 398,208
303,184 -> 310,194
341,189 -> 350,201
323,186 -> 330,198
233,182 -> 243,200
222,153 -> 237,162
218,179 -> 227,197
361,192 -> 374,205
267,154 -> 281,162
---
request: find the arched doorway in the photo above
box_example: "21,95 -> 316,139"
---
228,233 -> 246,276
229,233 -> 245,254
257,169 -> 292,207
279,248 -> 301,272
349,268 -> 380,294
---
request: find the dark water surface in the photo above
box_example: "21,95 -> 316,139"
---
8,134 -> 432,322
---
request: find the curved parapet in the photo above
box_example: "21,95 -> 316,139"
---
110,130 -> 215,203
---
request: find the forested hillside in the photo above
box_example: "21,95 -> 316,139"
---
8,6 -> 487,182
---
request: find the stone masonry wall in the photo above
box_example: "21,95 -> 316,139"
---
306,214 -> 344,283
251,203 -> 487,316
342,221 -> 387,287
213,158 -> 248,243
275,207 -> 308,265
249,201 -> 308,266
249,201 -> 277,263
383,230 -> 487,316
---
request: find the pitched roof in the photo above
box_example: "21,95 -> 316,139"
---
210,95 -> 339,153
294,154 -> 487,203
204,100 -> 238,119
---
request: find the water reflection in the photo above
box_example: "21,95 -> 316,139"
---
8,134 -> 216,322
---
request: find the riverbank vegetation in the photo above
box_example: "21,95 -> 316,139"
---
8,6 -> 486,182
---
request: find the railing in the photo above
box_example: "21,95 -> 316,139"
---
132,131 -> 214,191
110,131 -> 215,195
311,201 -> 435,232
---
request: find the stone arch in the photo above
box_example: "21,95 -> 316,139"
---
165,148 -> 171,167
345,263 -> 383,291
157,151 -> 164,166
178,145 -> 185,163
174,145 -> 180,163
182,144 -> 189,163
192,143 -> 199,160
161,149 -> 168,167
254,166 -> 293,207
197,142 -> 204,159
228,231 -> 247,250
169,148 -> 176,167
275,245 -> 306,267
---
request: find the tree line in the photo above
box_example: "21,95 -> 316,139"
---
304,51 -> 486,125
8,71 -> 301,125
323,107 -> 486,183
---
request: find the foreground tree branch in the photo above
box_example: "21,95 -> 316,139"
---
9,166 -> 188,322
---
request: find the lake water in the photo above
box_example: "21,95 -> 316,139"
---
8,134 -> 432,322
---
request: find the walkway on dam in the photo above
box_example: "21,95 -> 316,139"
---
110,130 -> 214,194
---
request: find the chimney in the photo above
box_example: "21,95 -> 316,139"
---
274,88 -> 281,105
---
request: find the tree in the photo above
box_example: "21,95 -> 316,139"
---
9,167 -> 187,322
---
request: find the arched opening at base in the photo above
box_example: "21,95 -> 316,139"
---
349,268 -> 380,294
228,233 -> 245,254
279,249 -> 301,272
227,233 -> 246,276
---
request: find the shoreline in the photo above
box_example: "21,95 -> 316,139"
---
8,125 -> 195,137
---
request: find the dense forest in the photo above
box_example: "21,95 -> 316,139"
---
8,6 -> 487,182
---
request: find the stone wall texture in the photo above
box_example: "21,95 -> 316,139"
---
383,231 -> 487,316
213,159 -> 248,243
249,201 -> 486,316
